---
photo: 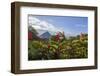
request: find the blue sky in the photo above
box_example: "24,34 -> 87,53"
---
28,15 -> 88,36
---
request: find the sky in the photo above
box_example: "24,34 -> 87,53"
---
28,15 -> 88,36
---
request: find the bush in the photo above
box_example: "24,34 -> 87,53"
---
28,33 -> 88,60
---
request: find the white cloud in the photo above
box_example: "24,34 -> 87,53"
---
28,16 -> 63,33
28,16 -> 40,24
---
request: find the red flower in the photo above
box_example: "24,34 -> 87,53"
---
55,33 -> 60,41
48,44 -> 50,49
28,32 -> 33,40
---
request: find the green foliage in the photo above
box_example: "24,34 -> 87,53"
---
28,33 -> 88,60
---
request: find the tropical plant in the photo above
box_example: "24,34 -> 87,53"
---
28,32 -> 88,60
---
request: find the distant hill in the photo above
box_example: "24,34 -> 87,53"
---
40,31 -> 51,39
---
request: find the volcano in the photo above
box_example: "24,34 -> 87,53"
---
40,31 -> 51,39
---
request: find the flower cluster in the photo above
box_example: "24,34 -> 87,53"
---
55,33 -> 60,41
47,32 -> 64,49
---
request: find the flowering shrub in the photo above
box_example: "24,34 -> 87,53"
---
28,32 -> 88,60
